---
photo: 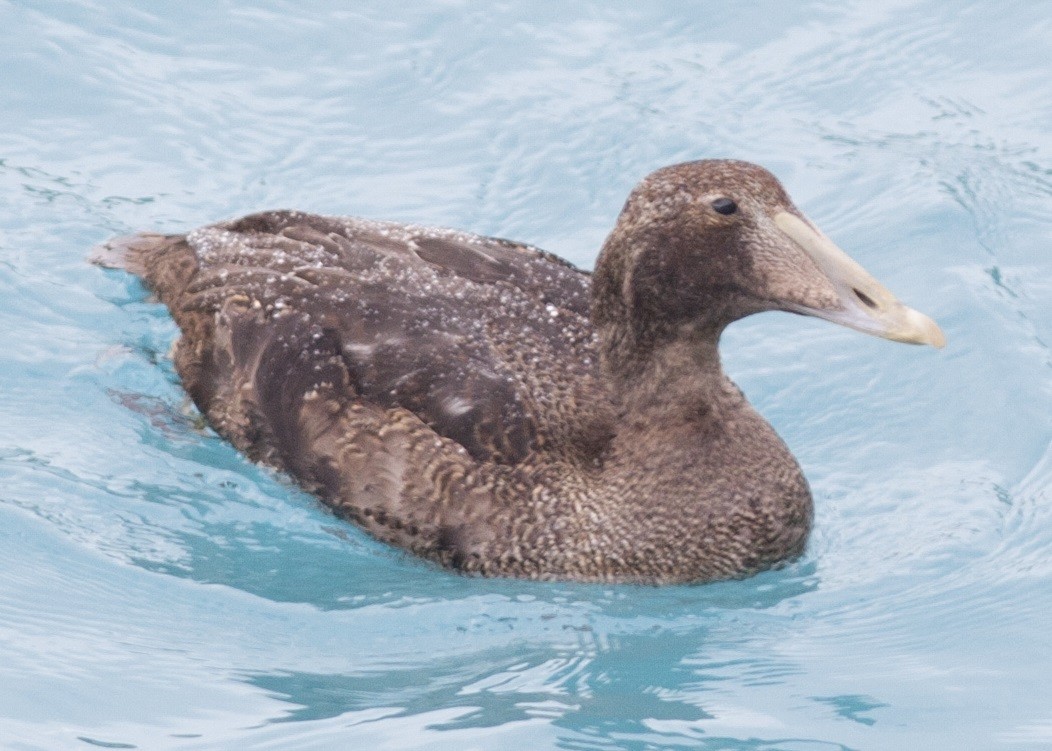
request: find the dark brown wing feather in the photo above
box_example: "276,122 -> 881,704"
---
106,210 -> 612,567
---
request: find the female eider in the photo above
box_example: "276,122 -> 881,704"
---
106,160 -> 944,584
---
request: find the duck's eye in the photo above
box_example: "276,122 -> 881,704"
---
711,197 -> 738,215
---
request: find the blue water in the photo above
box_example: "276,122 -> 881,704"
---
1,1 -> 1050,749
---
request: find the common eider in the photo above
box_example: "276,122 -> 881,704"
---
101,160 -> 944,584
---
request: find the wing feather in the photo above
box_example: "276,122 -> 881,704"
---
115,211 -> 610,475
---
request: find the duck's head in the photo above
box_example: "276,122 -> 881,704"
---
592,159 -> 944,380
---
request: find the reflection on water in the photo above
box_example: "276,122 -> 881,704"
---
241,570 -> 818,746
1,0 -> 1051,749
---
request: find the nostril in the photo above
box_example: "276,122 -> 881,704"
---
853,288 -> 878,309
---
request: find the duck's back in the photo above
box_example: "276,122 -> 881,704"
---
115,210 -> 615,572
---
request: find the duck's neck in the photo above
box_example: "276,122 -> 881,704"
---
605,327 -> 737,420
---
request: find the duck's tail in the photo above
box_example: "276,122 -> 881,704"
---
90,232 -> 199,308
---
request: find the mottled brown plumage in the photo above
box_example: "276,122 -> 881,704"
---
101,160 -> 944,584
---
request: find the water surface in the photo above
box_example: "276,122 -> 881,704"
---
1,2 -> 1051,749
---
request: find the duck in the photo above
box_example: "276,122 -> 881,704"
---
102,160 -> 945,584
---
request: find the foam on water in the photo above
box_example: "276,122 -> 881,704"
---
1,1 -> 1051,749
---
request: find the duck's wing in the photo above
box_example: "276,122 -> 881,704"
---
111,211 -> 608,475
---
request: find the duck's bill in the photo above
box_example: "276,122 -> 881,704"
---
774,211 -> 946,349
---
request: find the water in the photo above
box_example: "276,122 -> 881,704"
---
1,1 -> 1050,748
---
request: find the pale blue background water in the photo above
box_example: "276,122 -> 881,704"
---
1,2 -> 1050,749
